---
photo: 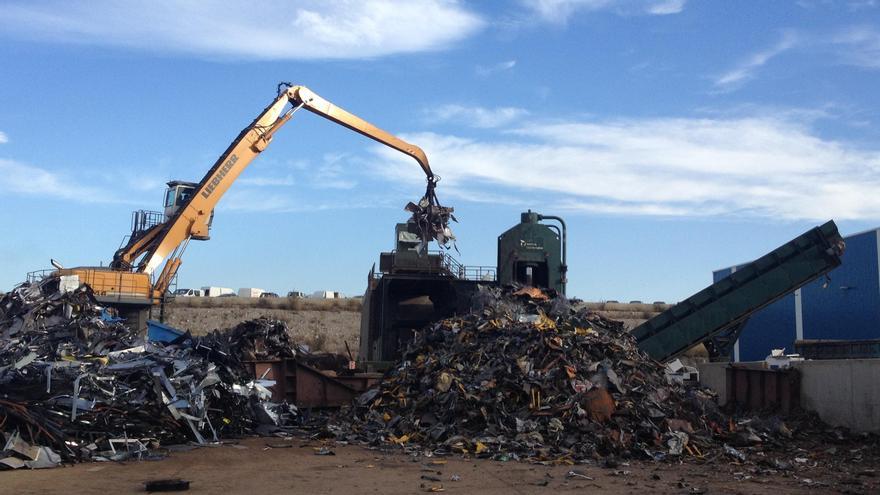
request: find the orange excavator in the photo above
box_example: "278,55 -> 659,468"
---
52,83 -> 446,328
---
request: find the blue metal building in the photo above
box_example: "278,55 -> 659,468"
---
714,228 -> 880,362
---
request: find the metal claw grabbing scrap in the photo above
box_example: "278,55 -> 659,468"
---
405,176 -> 457,252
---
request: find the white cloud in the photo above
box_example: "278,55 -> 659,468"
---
522,0 -> 686,23
369,114 -> 880,221
798,0 -> 879,11
714,26 -> 880,91
0,158 -> 129,203
238,175 -> 296,187
0,0 -> 484,60
125,174 -> 167,193
646,0 -> 686,14
831,25 -> 880,69
218,190 -> 301,213
219,188 -> 389,213
310,153 -> 358,189
476,60 -> 517,76
714,32 -> 799,91
1,137 -> 145,203
426,104 -> 530,128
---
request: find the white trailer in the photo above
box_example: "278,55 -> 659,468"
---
310,290 -> 343,299
237,287 -> 265,298
201,286 -> 235,297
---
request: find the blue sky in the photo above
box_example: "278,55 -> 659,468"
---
1,0 -> 879,301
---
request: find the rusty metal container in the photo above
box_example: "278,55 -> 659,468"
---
725,365 -> 801,415
245,358 -> 381,408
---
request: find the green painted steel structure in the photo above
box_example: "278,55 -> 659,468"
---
633,221 -> 845,362
497,211 -> 566,294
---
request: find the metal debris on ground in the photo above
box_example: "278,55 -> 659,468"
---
0,277 -> 298,469
566,469 -> 594,480
144,478 -> 191,492
314,446 -> 336,456
334,285 -> 879,468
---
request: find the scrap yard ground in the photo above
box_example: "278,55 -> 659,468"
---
5,437 -> 874,495
3,287 -> 878,493
58,298 -> 869,495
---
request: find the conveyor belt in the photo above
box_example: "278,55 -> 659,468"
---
633,221 -> 845,362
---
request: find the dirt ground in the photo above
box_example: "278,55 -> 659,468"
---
162,306 -> 361,355
4,437 -> 875,495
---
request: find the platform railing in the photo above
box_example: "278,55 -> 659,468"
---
131,210 -> 164,234
373,250 -> 496,282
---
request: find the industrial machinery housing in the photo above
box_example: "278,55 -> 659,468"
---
361,211 -> 568,366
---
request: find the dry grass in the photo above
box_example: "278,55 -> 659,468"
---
161,297 -> 362,355
160,305 -> 361,355
169,296 -> 361,312
580,301 -> 673,313
575,301 -> 673,331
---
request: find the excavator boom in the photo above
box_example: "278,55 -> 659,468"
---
64,83 -> 437,304
289,85 -> 432,178
101,84 -> 438,301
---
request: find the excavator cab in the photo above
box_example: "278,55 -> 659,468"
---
164,181 -> 213,240
164,181 -> 197,220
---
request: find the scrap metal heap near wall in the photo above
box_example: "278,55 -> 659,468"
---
337,285 -> 723,461
0,278 -> 298,469
334,285 -> 877,466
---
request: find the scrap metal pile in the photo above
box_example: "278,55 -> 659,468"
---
406,177 -> 457,251
0,278 -> 296,469
338,286 -> 759,462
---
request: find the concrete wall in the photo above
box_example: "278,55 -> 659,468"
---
793,359 -> 880,432
697,359 -> 880,432
696,361 -> 731,406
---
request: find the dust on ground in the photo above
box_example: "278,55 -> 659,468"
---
4,437 -> 870,495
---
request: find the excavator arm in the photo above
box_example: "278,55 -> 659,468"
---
285,84 -> 432,178
113,84 -> 437,298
